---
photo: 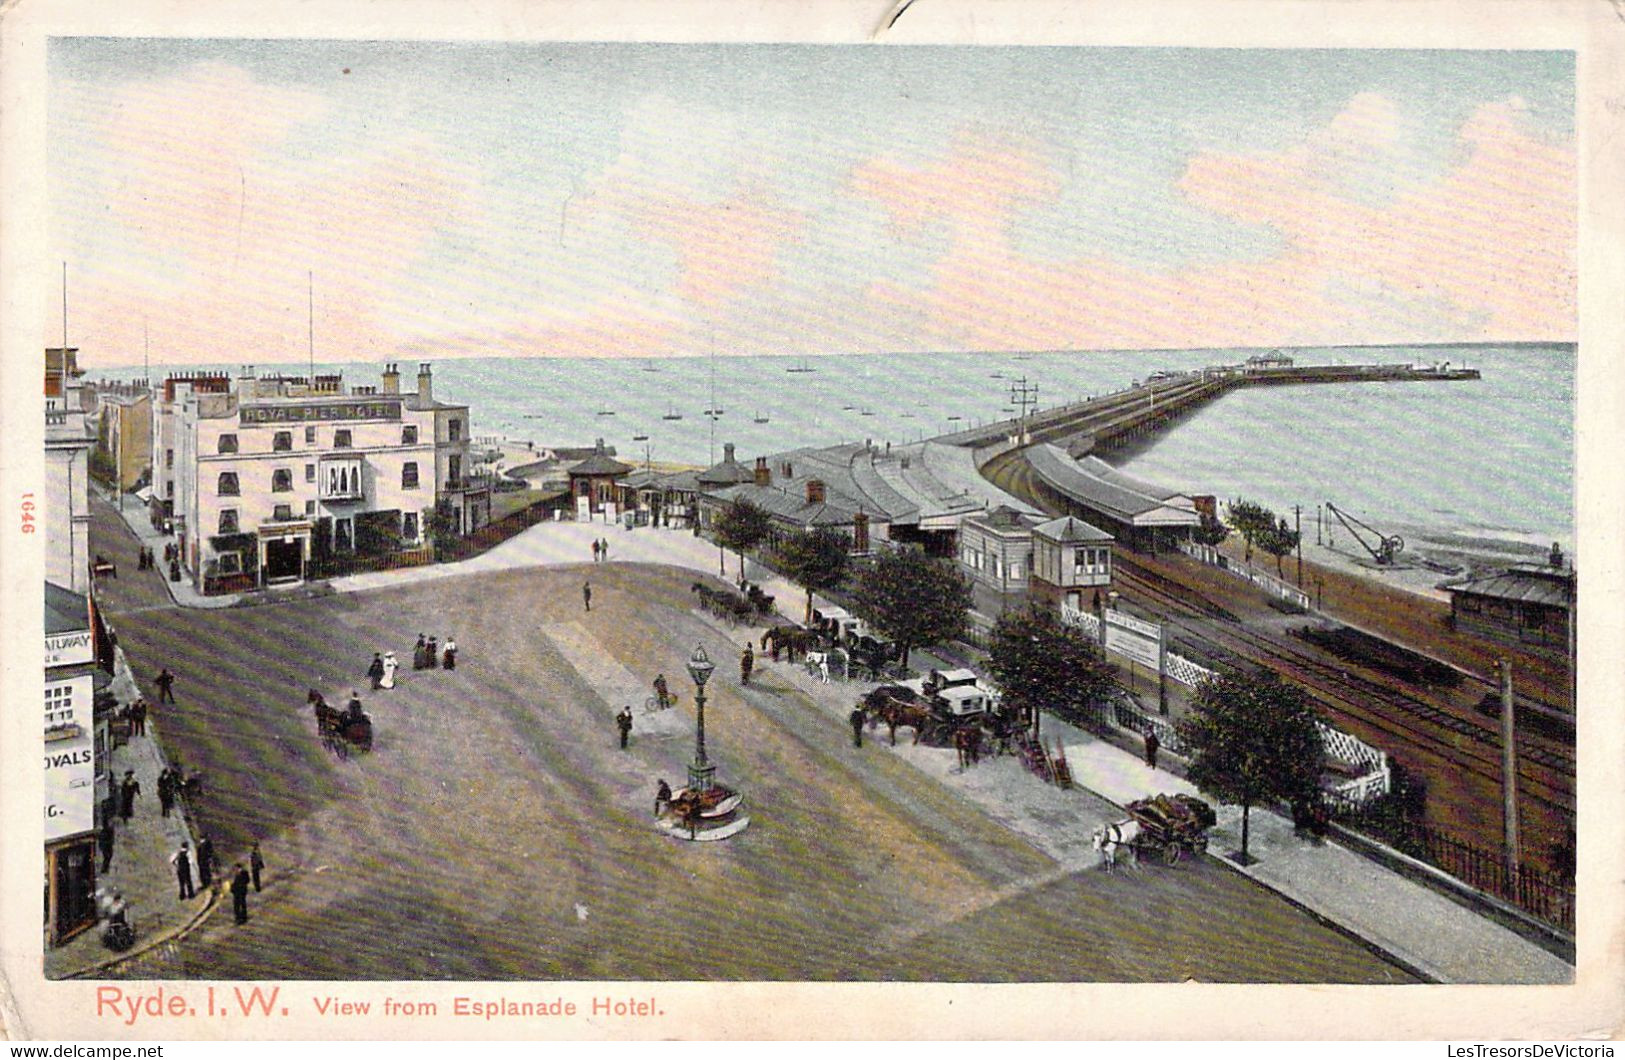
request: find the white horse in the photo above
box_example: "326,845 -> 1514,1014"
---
805,651 -> 832,684
1091,819 -> 1141,872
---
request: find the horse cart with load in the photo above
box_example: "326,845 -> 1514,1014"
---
309,690 -> 373,758
1094,793 -> 1217,868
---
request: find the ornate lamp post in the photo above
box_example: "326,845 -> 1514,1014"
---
686,644 -> 716,795
661,644 -> 748,841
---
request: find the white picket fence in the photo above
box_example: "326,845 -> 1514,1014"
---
1059,601 -> 1390,807
1178,541 -> 1312,610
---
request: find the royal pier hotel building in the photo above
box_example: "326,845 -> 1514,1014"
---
169,362 -> 485,592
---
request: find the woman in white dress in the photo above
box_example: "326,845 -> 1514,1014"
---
380,651 -> 398,689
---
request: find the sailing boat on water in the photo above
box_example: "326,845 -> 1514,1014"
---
786,358 -> 816,373
753,411 -> 770,424
662,406 -> 684,421
641,360 -> 662,372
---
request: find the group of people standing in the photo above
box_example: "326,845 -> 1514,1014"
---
169,838 -> 266,925
367,634 -> 457,689
590,538 -> 612,563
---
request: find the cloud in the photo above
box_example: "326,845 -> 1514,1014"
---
849,93 -> 1574,350
53,63 -> 477,365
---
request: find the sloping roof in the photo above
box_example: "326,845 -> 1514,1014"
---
568,440 -> 633,477
711,482 -> 865,527
1444,568 -> 1574,609
1076,456 -> 1190,503
964,505 -> 1037,535
660,469 -> 701,493
1027,445 -> 1199,527
619,469 -> 663,489
696,443 -> 755,486
45,581 -> 90,635
1033,514 -> 1114,543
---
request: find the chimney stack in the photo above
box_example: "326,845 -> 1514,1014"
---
722,442 -> 735,465
753,456 -> 769,487
382,362 -> 400,395
416,362 -> 432,405
806,479 -> 825,505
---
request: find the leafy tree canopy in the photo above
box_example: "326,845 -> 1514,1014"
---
774,526 -> 851,622
1192,512 -> 1231,547
1257,517 -> 1301,577
852,546 -> 973,667
1177,669 -> 1324,859
985,606 -> 1118,727
712,498 -> 773,580
1225,498 -> 1276,561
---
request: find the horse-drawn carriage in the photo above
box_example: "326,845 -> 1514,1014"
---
691,581 -> 775,626
1092,793 -> 1217,869
859,669 -> 1011,748
309,690 -> 373,758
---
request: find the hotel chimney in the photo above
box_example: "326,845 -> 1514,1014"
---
416,362 -> 433,405
382,363 -> 401,395
806,479 -> 826,505
753,456 -> 770,487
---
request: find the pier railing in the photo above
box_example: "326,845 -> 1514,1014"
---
1177,540 -> 1311,610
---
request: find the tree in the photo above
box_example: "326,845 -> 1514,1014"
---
423,501 -> 460,559
985,606 -> 1118,732
774,527 -> 851,623
711,499 -> 772,582
851,546 -> 972,670
1257,516 -> 1300,579
1177,669 -> 1324,863
1192,512 -> 1231,547
1225,499 -> 1275,563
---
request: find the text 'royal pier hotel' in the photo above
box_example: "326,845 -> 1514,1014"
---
162,363 -> 484,592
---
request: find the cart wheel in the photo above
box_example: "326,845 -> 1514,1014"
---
1164,842 -> 1182,866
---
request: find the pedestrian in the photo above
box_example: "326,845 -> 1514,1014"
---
171,843 -> 195,900
118,771 -> 140,822
1144,728 -> 1160,770
380,651 -> 398,690
740,643 -> 754,685
98,820 -> 115,873
157,768 -> 175,817
849,706 -> 866,748
583,581 -> 592,612
600,538 -> 609,562
155,668 -> 175,704
413,634 -> 428,670
196,835 -> 216,890
442,636 -> 457,671
654,779 -> 672,818
592,539 -> 601,563
130,698 -> 147,736
367,653 -> 385,690
230,863 -> 251,925
250,842 -> 265,892
616,706 -> 633,750
653,673 -> 669,710
425,636 -> 439,669
168,558 -> 181,582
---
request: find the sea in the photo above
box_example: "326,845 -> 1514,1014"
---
112,343 -> 1575,569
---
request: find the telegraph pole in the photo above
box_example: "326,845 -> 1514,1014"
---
1294,504 -> 1303,586
1009,377 -> 1039,444
1499,659 -> 1521,880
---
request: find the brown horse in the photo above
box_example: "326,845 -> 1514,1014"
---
860,686 -> 931,746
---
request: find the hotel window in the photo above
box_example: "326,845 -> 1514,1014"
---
217,471 -> 240,496
218,434 -> 238,454
305,463 -> 316,482
402,425 -> 418,445
448,454 -> 462,485
402,462 -> 420,489
166,448 -> 174,469
402,512 -> 419,540
305,500 -> 316,516
305,426 -> 316,444
448,419 -> 462,442
218,509 -> 239,534
273,431 -> 293,452
334,429 -> 353,449
217,553 -> 242,575
273,504 -> 294,522
272,468 -> 293,492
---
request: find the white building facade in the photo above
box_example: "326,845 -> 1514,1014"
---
174,364 -> 476,592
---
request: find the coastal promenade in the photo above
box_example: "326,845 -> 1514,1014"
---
78,501 -> 1570,983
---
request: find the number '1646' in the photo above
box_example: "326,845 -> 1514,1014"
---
20,492 -> 36,533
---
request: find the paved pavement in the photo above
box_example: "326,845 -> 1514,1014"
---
72,508 -> 1573,983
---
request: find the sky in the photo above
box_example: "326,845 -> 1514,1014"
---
47,40 -> 1575,368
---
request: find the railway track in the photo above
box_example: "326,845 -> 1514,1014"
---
978,441 -> 1576,827
1112,554 -> 1575,812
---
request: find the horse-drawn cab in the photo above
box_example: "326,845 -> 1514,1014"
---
861,668 -> 1007,746
309,689 -> 374,758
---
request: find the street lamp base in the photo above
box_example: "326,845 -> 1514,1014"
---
660,783 -> 748,842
